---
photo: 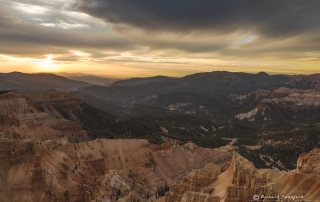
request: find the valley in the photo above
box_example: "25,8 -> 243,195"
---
0,71 -> 319,202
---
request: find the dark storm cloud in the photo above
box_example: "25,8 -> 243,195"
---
0,4 -> 135,56
77,0 -> 320,37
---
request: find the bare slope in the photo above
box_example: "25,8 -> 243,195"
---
0,139 -> 234,202
0,91 -> 88,142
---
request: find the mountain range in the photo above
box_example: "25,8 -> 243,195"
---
56,72 -> 118,85
109,76 -> 174,87
0,72 -> 92,93
1,71 -> 320,170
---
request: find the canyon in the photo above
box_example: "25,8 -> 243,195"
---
0,86 -> 319,202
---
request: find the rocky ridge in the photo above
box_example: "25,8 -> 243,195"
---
163,150 -> 320,202
285,74 -> 320,89
0,91 -> 88,142
165,163 -> 229,202
0,138 -> 235,202
235,87 -> 320,121
297,148 -> 320,175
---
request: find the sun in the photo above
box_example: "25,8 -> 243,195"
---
38,55 -> 58,72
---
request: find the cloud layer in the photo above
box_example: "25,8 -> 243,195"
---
0,0 -> 319,76
77,0 -> 320,36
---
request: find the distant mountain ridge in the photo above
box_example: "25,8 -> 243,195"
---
110,75 -> 174,86
57,72 -> 118,85
79,71 -> 320,106
0,72 -> 93,93
77,71 -> 285,106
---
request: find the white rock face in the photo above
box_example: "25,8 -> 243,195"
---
228,93 -> 250,101
160,126 -> 169,133
200,126 -> 208,133
234,108 -> 258,121
168,102 -> 192,111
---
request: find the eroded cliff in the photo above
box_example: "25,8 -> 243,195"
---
0,91 -> 88,142
0,138 -> 234,202
235,87 -> 320,121
297,148 -> 320,174
163,151 -> 320,202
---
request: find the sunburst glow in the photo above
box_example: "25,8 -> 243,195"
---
38,55 -> 58,72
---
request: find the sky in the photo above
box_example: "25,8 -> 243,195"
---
0,0 -> 319,78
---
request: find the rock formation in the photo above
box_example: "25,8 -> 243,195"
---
0,91 -> 88,142
163,151 -> 320,202
165,163 -> 229,202
297,148 -> 320,174
0,138 -> 234,202
180,191 -> 220,202
285,74 -> 320,89
235,87 -> 320,121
